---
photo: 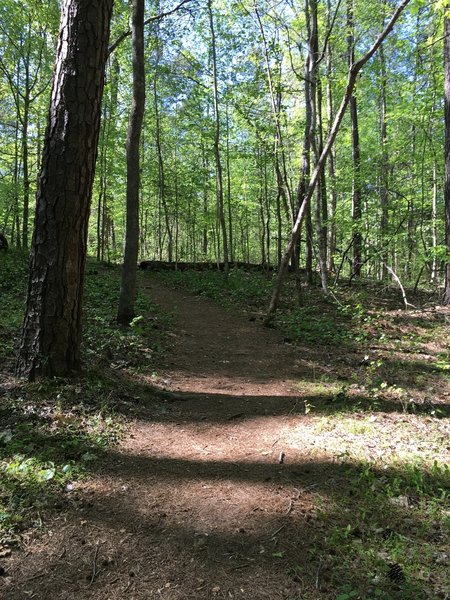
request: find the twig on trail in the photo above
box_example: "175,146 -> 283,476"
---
270,524 -> 286,539
23,570 -> 47,583
228,563 -> 251,572
315,557 -> 323,590
288,399 -> 299,415
288,484 -> 318,512
304,483 -> 319,491
271,438 -> 279,447
89,542 -> 102,585
227,412 -> 245,421
158,391 -> 192,402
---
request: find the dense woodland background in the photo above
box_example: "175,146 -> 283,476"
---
1,3 -> 450,597
1,0 -> 449,292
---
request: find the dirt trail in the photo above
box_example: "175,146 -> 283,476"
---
148,281 -> 304,397
1,280 -> 332,600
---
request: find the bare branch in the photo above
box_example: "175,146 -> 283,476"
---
108,0 -> 193,57
314,0 -> 342,68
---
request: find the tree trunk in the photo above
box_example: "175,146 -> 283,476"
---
202,142 -> 209,257
379,40 -> 389,280
21,94 -> 30,249
264,145 -> 271,266
153,22 -> 173,263
275,135 -> 283,266
174,148 -> 180,263
431,161 -> 438,283
347,0 -> 362,279
295,33 -> 312,278
12,117 -> 21,249
257,143 -> 266,265
97,113 -> 107,262
208,0 -> 229,277
326,0 -> 337,273
308,0 -> 328,293
443,14 -> 450,304
255,5 -> 293,230
97,58 -> 118,263
316,75 -> 329,293
226,101 -> 234,262
117,0 -> 146,324
16,0 -> 113,379
154,71 -> 173,262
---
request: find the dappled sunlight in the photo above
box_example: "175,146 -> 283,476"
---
308,413 -> 450,466
2,276 -> 449,599
144,369 -> 300,397
121,396 -> 448,471
118,414 -> 322,469
3,385 -> 448,600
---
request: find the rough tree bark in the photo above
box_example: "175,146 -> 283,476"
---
265,0 -> 410,322
117,0 -> 146,324
16,0 -> 113,379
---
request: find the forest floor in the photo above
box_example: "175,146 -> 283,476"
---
0,262 -> 449,600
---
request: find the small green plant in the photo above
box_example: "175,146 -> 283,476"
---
336,590 -> 359,600
0,257 -> 166,538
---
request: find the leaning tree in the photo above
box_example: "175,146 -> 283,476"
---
265,0 -> 411,321
16,0 -> 114,379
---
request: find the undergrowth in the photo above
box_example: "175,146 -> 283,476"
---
0,253 -> 165,546
1,260 -> 449,598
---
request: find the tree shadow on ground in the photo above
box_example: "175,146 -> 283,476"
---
87,369 -> 450,420
1,452 -> 447,600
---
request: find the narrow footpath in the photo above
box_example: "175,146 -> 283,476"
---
2,279 -> 337,600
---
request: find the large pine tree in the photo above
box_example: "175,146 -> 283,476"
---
16,0 -> 113,379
